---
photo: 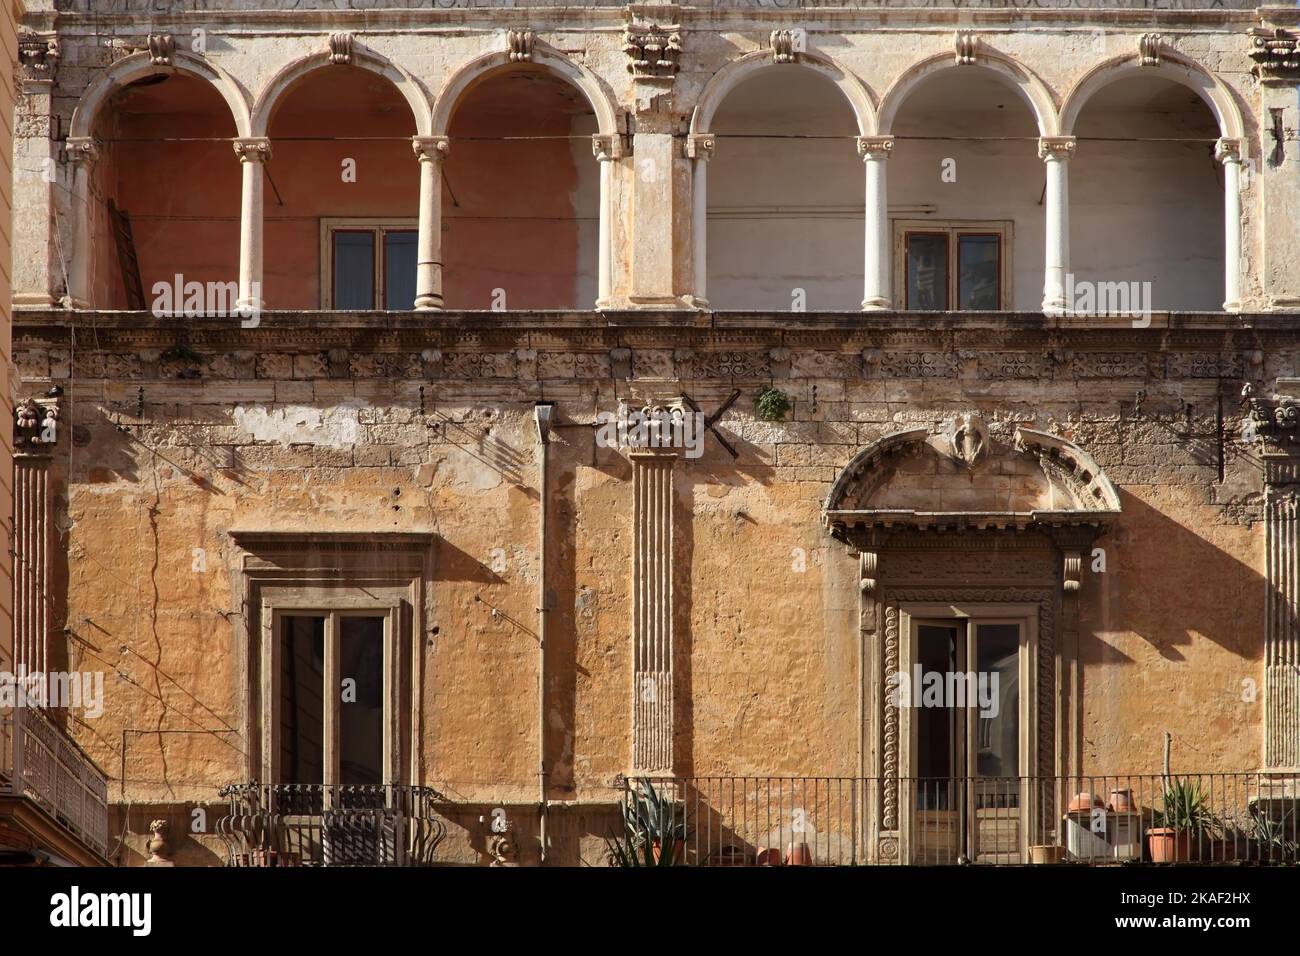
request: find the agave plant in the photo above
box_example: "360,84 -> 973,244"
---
607,779 -> 688,866
1154,777 -> 1215,833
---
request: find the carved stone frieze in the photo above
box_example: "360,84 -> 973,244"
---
878,351 -> 960,379
442,351 -> 515,379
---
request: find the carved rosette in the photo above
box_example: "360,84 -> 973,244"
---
1249,28 -> 1300,83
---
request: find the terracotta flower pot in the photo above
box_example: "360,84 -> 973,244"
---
1108,788 -> 1134,812
1147,827 -> 1194,862
784,842 -> 813,866
1029,844 -> 1066,865
1069,792 -> 1104,813
651,839 -> 685,864
755,847 -> 783,867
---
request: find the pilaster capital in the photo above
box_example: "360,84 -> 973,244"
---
856,135 -> 894,161
233,137 -> 272,164
1038,136 -> 1077,161
1243,383 -> 1300,460
1215,137 -> 1244,166
412,135 -> 450,164
685,133 -> 714,161
592,133 -> 623,162
65,136 -> 99,166
14,392 -> 61,458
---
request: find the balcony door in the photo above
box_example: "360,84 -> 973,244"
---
903,613 -> 1030,864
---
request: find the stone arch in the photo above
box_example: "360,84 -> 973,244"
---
824,425 -> 1120,521
251,46 -> 432,137
689,49 -> 876,137
70,50 -> 252,140
1059,52 -> 1244,141
877,50 -> 1059,137
430,46 -> 619,139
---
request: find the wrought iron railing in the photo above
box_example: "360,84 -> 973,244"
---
0,707 -> 110,858
216,783 -> 450,867
620,774 -> 1300,866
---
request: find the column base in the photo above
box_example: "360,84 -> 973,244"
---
683,295 -> 710,311
1042,296 -> 1068,316
414,294 -> 443,311
1222,299 -> 1243,313
235,298 -> 264,313
861,297 -> 892,311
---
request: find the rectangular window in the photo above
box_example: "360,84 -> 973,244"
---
321,220 -> 418,309
268,607 -> 395,789
895,221 -> 1011,311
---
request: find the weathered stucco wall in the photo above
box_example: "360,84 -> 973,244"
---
12,311 -> 1285,864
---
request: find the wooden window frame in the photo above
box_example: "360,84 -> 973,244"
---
264,603 -> 399,789
894,220 -> 1013,311
319,218 -> 419,310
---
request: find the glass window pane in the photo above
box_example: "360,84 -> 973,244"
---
339,616 -> 385,786
974,623 -> 1020,779
957,234 -> 1000,310
332,231 -> 375,310
905,233 -> 949,310
916,624 -> 958,810
383,230 -> 418,310
280,616 -> 326,786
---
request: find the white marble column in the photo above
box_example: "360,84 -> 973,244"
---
1216,137 -> 1244,312
233,137 -> 271,312
686,134 -> 714,309
1039,136 -> 1075,315
412,136 -> 449,311
592,134 -> 620,309
857,136 -> 893,311
63,137 -> 98,309
632,447 -> 677,774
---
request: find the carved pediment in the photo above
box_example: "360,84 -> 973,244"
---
823,421 -> 1120,536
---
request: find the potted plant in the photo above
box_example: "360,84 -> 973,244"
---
1148,777 -> 1213,863
607,779 -> 687,866
1245,804 -> 1298,863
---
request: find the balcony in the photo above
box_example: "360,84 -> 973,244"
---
217,784 -> 450,867
0,707 -> 110,864
618,774 -> 1300,866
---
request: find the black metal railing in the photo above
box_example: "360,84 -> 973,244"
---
216,783 -> 449,867
618,773 -> 1300,866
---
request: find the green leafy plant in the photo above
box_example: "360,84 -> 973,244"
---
756,386 -> 791,422
1154,777 -> 1214,832
605,779 -> 687,867
1247,803 -> 1299,861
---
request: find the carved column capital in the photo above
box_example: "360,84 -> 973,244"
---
18,30 -> 59,86
233,137 -> 273,164
856,135 -> 894,161
1215,137 -> 1244,166
65,136 -> 99,166
624,21 -> 682,79
592,133 -> 623,162
685,134 -> 714,161
412,135 -> 450,164
1038,136 -> 1077,162
14,392 -> 60,458
1249,27 -> 1300,84
1242,383 -> 1300,455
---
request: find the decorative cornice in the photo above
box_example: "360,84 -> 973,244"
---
328,31 -> 353,65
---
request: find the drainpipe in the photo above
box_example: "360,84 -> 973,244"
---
534,403 -> 554,864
